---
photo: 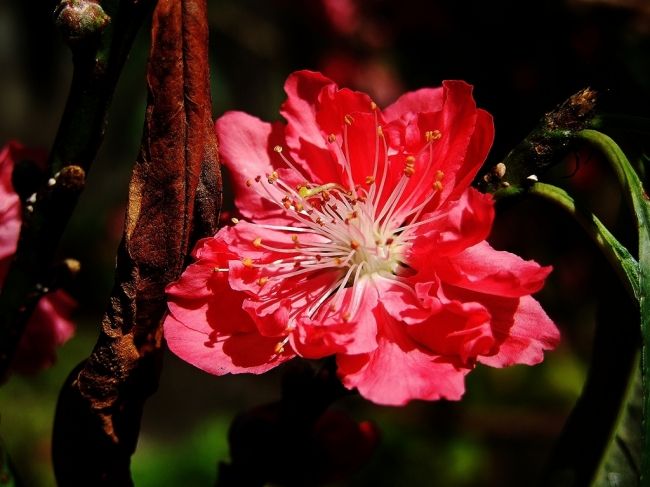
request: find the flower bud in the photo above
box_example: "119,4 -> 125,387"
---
54,0 -> 110,43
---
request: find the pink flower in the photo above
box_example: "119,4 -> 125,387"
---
0,141 -> 75,375
164,71 -> 559,405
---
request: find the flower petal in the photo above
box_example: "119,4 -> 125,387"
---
476,294 -> 560,367
11,291 -> 75,374
164,313 -> 293,375
293,277 -> 379,357
436,241 -> 552,297
215,111 -> 290,223
407,188 -> 494,266
383,87 -> 444,123
336,311 -> 468,405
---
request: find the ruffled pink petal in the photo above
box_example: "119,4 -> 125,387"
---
407,188 -> 494,267
281,70 -> 342,183
164,313 -> 293,375
476,295 -> 560,367
11,291 -> 75,375
373,274 -> 436,324
243,296 -> 293,337
447,109 -> 495,201
0,205 -> 20,262
0,143 -> 23,260
281,70 -> 334,149
215,111 -> 290,223
416,81 -> 480,204
341,112 -> 384,189
406,299 -> 494,364
314,84 -> 375,137
436,241 -> 552,297
382,87 -> 444,123
293,277 -> 379,357
336,311 -> 468,405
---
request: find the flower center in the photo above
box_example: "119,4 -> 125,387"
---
234,110 -> 443,329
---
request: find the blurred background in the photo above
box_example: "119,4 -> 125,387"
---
0,0 -> 649,485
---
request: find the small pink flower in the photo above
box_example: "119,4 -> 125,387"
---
164,71 -> 559,405
0,141 -> 75,375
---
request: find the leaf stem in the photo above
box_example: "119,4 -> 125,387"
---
527,182 -> 640,302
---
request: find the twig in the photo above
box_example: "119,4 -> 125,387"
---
52,0 -> 221,484
0,0 -> 155,381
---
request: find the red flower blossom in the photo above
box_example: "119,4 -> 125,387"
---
164,71 -> 559,405
0,141 -> 75,374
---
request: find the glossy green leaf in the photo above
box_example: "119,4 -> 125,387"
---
577,130 -> 649,486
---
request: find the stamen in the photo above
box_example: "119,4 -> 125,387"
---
425,129 -> 442,142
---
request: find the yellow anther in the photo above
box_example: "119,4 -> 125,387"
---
327,133 -> 337,143
291,234 -> 299,244
365,175 -> 376,184
274,342 -> 285,354
404,165 -> 415,177
370,101 -> 377,110
321,190 -> 331,202
376,125 -> 384,137
350,240 -> 360,250
342,312 -> 351,322
212,267 -> 220,273
405,155 -> 416,164
246,179 -> 253,187
294,201 -> 303,212
257,276 -> 268,286
267,171 -> 279,184
344,114 -> 354,126
433,180 -> 443,191
425,129 -> 442,142
242,257 -> 254,268
252,237 -> 262,248
435,170 -> 445,181
231,217 -> 240,224
334,257 -> 342,266
273,145 -> 283,153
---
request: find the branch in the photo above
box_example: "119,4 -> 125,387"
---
52,0 -> 221,483
0,0 -> 155,380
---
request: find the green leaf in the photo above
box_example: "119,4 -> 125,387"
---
593,358 -> 642,487
528,182 -> 639,301
577,130 -> 650,486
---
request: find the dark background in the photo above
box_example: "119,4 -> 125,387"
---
0,0 -> 648,485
